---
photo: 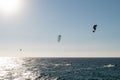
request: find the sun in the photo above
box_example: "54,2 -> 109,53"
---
0,0 -> 22,15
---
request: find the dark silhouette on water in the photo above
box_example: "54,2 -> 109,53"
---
58,35 -> 61,42
92,24 -> 97,33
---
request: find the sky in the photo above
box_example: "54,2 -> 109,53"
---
0,0 -> 120,57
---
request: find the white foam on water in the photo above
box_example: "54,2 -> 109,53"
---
54,63 -> 71,67
103,64 -> 115,68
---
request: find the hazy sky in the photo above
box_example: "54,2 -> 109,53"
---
0,0 -> 120,57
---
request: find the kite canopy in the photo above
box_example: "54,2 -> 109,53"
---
20,49 -> 22,51
58,35 -> 61,42
93,24 -> 97,33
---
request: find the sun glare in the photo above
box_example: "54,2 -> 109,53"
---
0,0 -> 22,15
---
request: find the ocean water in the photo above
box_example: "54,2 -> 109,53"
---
0,58 -> 120,80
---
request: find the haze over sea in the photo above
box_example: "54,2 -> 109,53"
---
0,57 -> 120,80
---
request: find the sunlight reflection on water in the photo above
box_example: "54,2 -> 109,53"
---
0,57 -> 21,70
0,57 -> 48,80
0,57 -> 34,80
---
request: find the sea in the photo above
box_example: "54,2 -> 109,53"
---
0,57 -> 120,80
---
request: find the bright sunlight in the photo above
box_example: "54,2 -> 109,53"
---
0,0 -> 23,15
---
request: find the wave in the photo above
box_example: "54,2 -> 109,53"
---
35,76 -> 58,80
54,63 -> 71,67
103,64 -> 115,68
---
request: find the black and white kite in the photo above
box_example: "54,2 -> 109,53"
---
92,24 -> 97,33
57,35 -> 61,42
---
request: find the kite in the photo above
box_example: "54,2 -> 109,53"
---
58,35 -> 61,42
93,24 -> 97,33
